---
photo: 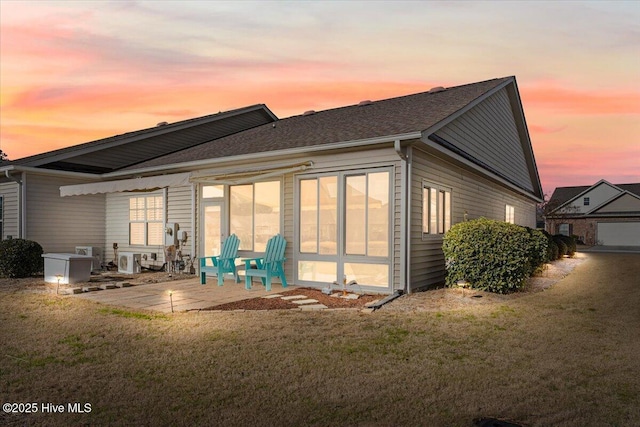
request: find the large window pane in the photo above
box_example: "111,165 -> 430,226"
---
345,175 -> 366,255
298,261 -> 337,283
319,176 -> 337,255
254,181 -> 280,252
300,179 -> 318,253
147,222 -> 164,246
367,172 -> 389,257
344,263 -> 389,287
230,182 -> 280,251
230,185 -> 253,250
130,223 -> 144,245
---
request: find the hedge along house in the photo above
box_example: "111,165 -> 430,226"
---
1,76 -> 542,294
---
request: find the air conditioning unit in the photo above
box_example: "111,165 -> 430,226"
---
118,252 -> 141,274
75,246 -> 103,273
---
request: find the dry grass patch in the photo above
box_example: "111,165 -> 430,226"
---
1,253 -> 639,426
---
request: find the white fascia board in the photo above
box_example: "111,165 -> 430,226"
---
103,132 -> 423,179
0,165 -> 101,180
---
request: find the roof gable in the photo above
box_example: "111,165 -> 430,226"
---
588,191 -> 640,215
429,85 -> 536,194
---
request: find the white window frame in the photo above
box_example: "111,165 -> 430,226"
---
422,181 -> 452,237
295,166 -> 393,290
229,180 -> 282,252
129,194 -> 164,246
505,204 -> 515,224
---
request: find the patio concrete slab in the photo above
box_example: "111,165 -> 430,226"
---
72,276 -> 296,312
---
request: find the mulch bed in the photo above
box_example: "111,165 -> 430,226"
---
205,287 -> 382,311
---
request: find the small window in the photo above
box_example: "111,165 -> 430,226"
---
505,205 -> 515,224
422,182 -> 451,235
129,195 -> 164,246
583,197 -> 590,206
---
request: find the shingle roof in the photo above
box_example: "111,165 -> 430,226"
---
124,77 -> 512,171
9,105 -> 276,173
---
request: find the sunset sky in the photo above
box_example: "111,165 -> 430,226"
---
1,0 -> 638,196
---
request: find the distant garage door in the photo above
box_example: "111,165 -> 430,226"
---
597,222 -> 640,246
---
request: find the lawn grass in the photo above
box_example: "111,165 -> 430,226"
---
1,252 -> 639,426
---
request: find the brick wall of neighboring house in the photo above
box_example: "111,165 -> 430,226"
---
546,217 -> 640,245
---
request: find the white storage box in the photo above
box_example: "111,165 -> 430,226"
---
42,253 -> 94,285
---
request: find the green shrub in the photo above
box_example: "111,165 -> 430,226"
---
554,234 -> 577,256
443,218 -> 532,294
0,239 -> 44,278
553,236 -> 568,259
526,228 -> 549,272
541,230 -> 558,261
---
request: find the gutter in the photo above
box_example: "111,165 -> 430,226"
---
1,165 -> 101,181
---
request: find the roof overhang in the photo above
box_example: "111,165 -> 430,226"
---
60,173 -> 191,197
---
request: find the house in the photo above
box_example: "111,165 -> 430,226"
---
545,180 -> 640,246
0,76 -> 543,293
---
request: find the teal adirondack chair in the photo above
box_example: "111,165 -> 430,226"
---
200,234 -> 241,286
243,234 -> 287,292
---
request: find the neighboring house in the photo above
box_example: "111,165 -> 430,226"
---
0,76 -> 543,293
545,180 -> 640,247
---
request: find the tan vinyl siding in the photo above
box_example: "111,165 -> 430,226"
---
0,182 -> 20,239
595,193 -> 640,213
167,185 -> 194,258
434,88 -> 534,192
25,174 -> 105,254
410,147 -> 536,290
106,187 -> 193,268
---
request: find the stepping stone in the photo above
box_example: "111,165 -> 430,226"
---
292,299 -> 319,305
82,286 -> 101,292
115,282 -> 133,288
281,295 -> 307,300
72,288 -> 84,294
299,304 -> 328,311
262,294 -> 284,299
99,284 -> 117,290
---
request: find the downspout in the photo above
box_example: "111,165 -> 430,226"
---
4,171 -> 25,238
394,140 -> 411,295
191,183 -> 196,269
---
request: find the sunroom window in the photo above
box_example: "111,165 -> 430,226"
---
230,181 -> 281,252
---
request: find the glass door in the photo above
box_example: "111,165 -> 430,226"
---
202,200 -> 224,264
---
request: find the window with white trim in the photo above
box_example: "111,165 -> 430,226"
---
422,182 -> 451,235
505,204 -> 515,224
230,181 -> 281,252
129,195 -> 164,246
